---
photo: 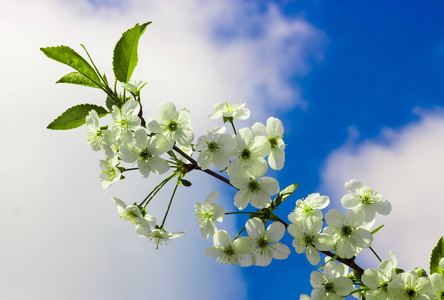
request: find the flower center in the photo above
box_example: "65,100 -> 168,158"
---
257,237 -> 268,248
358,186 -> 377,204
302,204 -> 313,217
240,148 -> 251,159
122,211 -> 137,224
304,234 -> 314,245
341,225 -> 353,237
140,148 -> 153,160
207,141 -> 219,152
406,288 -> 417,297
269,137 -> 278,148
224,245 -> 235,256
199,210 -> 214,222
105,167 -> 117,180
324,282 -> 335,293
361,195 -> 371,203
167,121 -> 178,131
120,118 -> 129,128
247,180 -> 260,192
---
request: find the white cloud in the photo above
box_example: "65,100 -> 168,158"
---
320,108 -> 444,272
0,0 -> 325,299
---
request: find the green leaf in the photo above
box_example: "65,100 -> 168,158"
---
113,22 -> 151,83
394,268 -> 405,275
180,179 -> 192,187
430,236 -> 444,275
271,183 -> 299,208
40,46 -> 102,85
371,224 -> 385,235
56,72 -> 101,88
47,104 -> 108,130
106,95 -> 120,111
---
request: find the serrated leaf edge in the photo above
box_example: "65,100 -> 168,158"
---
47,103 -> 108,130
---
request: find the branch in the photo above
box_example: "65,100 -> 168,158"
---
172,145 -> 236,189
136,98 -> 233,188
320,250 -> 365,275
275,216 -> 365,275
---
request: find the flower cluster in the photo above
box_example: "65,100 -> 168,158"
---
44,22 -> 444,300
85,98 -> 444,300
87,100 -> 288,247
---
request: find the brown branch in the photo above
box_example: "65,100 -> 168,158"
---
172,145 -> 236,189
320,250 -> 365,275
137,100 -> 365,275
275,216 -> 365,275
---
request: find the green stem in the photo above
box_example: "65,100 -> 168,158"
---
225,212 -> 256,215
160,180 -> 180,228
369,246 -> 382,262
140,174 -> 175,207
229,119 -> 237,135
80,44 -> 114,97
233,227 -> 246,240
121,167 -> 138,173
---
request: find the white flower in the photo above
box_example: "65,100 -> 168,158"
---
361,250 -> 398,300
230,175 -> 280,210
228,127 -> 270,179
119,129 -> 170,178
112,197 -> 143,223
341,179 -> 391,223
134,214 -> 157,238
146,101 -> 194,150
428,273 -> 444,300
310,260 -> 354,299
387,270 -> 432,300
121,82 -> 137,93
86,109 -> 115,157
99,156 -> 121,188
110,99 -> 141,144
440,257 -> 444,270
204,230 -> 252,266
147,228 -> 184,249
287,216 -> 334,265
244,218 -> 290,266
195,126 -> 235,170
208,102 -> 250,121
288,193 -> 330,223
323,209 -> 373,259
111,197 -> 156,235
252,117 -> 286,170
195,191 -> 225,239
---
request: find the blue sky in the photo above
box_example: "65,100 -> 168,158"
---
241,1 -> 444,298
2,0 -> 444,299
281,0 -> 444,191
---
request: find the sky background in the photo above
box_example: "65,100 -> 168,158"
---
1,0 -> 444,299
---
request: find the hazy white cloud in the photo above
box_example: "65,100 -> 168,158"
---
0,0 -> 325,299
320,108 -> 444,272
